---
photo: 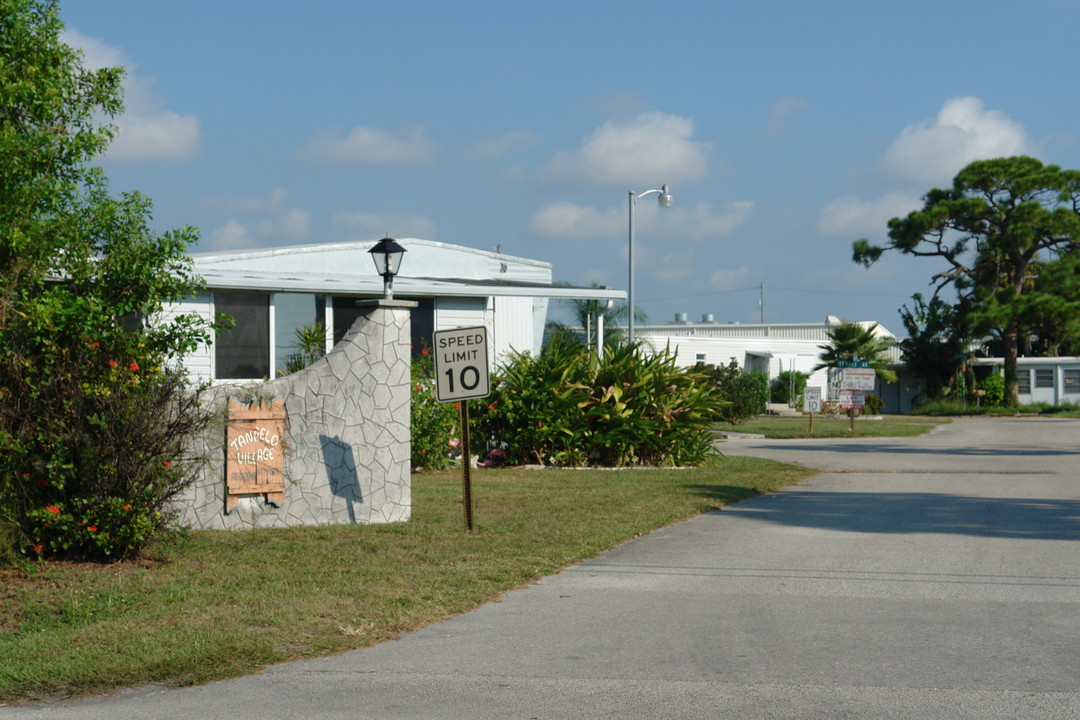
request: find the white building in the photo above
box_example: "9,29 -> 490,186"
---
168,238 -> 624,383
637,314 -> 902,405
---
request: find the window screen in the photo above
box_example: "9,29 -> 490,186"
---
215,292 -> 270,379
1035,368 -> 1054,388
1065,369 -> 1080,394
1017,369 -> 1031,394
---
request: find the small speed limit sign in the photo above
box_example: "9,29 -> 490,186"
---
433,326 -> 490,402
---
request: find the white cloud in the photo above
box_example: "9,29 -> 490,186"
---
674,201 -> 754,243
879,96 -> 1033,186
331,211 -> 438,241
767,96 -> 809,135
206,208 -> 312,251
708,265 -> 753,291
206,187 -> 290,215
467,130 -> 540,161
816,192 -> 920,238
299,125 -> 438,165
528,199 -> 753,244
538,111 -> 711,188
63,29 -> 201,162
527,202 -> 622,241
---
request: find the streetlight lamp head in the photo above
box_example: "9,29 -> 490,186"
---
658,183 -> 673,208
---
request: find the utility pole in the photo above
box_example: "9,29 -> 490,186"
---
759,282 -> 765,324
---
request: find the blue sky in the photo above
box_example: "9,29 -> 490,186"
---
60,0 -> 1080,334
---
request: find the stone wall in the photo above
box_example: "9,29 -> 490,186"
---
175,300 -> 415,529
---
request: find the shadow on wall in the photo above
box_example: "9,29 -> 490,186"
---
321,434 -> 362,524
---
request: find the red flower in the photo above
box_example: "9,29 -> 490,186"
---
537,422 -> 544,428
415,383 -> 422,391
46,505 -> 60,514
162,460 -> 172,468
123,504 -> 132,511
86,525 -> 97,532
453,402 -> 461,410
421,348 -> 429,355
108,359 -> 118,368
487,403 -> 496,410
129,362 -> 140,372
87,340 -> 100,349
32,544 -> 43,553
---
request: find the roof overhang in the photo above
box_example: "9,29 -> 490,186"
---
197,269 -> 626,301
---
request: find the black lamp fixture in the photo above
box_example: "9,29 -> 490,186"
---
368,237 -> 406,299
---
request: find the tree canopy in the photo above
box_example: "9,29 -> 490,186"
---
0,0 -> 216,561
853,156 -> 1080,405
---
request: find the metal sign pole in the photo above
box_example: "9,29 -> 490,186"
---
460,400 -> 473,532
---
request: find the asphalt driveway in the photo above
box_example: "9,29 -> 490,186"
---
4,417 -> 1079,719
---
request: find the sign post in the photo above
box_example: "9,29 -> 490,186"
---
833,360 -> 871,433
433,327 -> 491,531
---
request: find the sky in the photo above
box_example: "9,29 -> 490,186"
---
58,0 -> 1080,336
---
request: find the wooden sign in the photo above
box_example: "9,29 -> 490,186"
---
226,397 -> 286,513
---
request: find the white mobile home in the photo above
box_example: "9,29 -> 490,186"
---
171,239 -> 623,383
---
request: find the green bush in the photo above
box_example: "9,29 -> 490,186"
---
976,371 -> 1005,407
863,392 -> 885,415
770,370 -> 807,406
697,360 -> 768,425
475,337 -> 726,467
0,1 -> 218,563
410,346 -> 462,470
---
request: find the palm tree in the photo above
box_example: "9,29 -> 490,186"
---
814,321 -> 898,383
560,282 -> 647,348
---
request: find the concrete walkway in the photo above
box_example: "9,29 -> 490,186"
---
4,417 -> 1079,719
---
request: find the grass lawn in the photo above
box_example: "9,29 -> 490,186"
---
0,456 -> 812,705
714,414 -> 950,439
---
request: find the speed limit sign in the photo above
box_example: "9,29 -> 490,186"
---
433,326 -> 490,402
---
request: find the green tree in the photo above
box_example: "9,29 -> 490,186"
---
813,321 -> 898,383
0,0 -> 217,560
853,156 -> 1080,406
555,282 -> 646,349
897,293 -> 968,402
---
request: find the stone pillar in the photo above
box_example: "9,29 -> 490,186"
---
176,299 -> 418,530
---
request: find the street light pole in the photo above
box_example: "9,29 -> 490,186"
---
627,184 -> 672,343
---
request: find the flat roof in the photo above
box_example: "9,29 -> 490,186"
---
197,268 -> 626,301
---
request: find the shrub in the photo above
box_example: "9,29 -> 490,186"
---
976,371 -> 1005,407
770,370 -> 807,406
697,360 -> 768,425
410,346 -> 462,470
863,392 -> 885,415
475,338 -> 726,467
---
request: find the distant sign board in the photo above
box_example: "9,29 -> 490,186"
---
831,367 -> 876,391
803,386 -> 822,414
433,326 -> 490,402
835,360 -> 870,368
838,390 -> 865,410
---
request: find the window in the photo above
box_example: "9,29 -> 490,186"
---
274,293 -> 325,376
215,292 -> 270,379
1017,369 -> 1031,394
1065,369 -> 1080,395
1035,368 -> 1054,389
695,353 -> 708,364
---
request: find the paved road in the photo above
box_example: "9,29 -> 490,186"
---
5,417 -> 1079,719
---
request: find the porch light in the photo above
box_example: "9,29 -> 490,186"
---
368,237 -> 407,300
